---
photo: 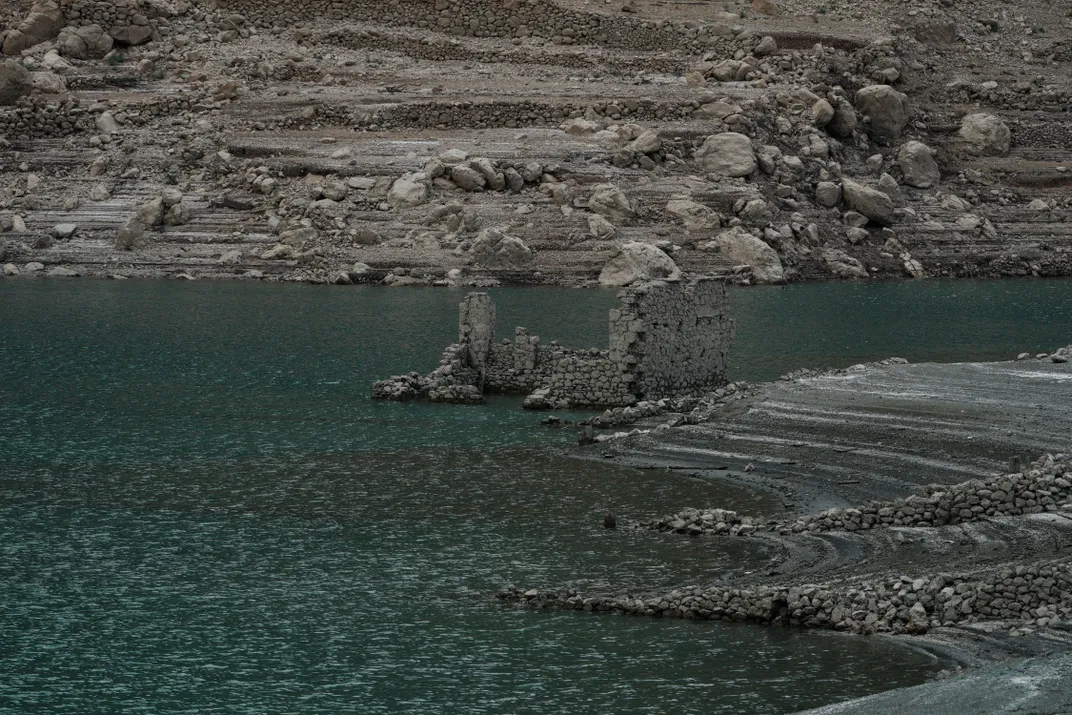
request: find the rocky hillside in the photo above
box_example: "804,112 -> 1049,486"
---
1,0 -> 1070,286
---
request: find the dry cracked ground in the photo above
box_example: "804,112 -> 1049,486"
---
1,0 -> 1071,286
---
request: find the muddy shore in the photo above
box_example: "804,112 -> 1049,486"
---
501,349 -> 1072,710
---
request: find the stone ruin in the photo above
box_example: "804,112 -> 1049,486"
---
372,277 -> 735,409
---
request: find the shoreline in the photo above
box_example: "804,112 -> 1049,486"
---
506,350 -> 1072,710
5,265 -> 1072,289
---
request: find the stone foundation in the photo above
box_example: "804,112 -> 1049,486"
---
372,277 -> 735,409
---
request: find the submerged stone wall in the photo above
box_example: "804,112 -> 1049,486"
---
372,277 -> 735,409
612,278 -> 735,399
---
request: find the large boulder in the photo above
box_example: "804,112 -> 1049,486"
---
110,24 -> 153,46
588,184 -> 634,222
31,70 -> 66,94
842,179 -> 896,226
2,1 -> 66,56
451,165 -> 486,192
468,228 -> 533,270
821,248 -> 869,279
854,85 -> 910,142
826,99 -> 858,139
629,129 -> 662,154
700,226 -> 784,284
958,113 -> 1011,156
897,141 -> 940,188
587,214 -> 616,240
0,60 -> 32,105
598,242 -> 680,287
59,25 -> 114,59
665,199 -> 719,233
387,172 -> 430,209
695,132 -> 757,177
115,217 -> 145,250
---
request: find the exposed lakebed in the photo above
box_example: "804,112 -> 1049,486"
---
3,278 -> 1072,713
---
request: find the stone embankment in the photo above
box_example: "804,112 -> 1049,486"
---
504,454 -> 1072,637
646,454 -> 1072,536
500,556 -> 1072,636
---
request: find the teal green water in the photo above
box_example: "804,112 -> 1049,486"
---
2,278 -> 1070,714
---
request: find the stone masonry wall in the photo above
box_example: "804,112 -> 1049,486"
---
611,278 -> 734,400
373,278 -> 734,408
542,351 -> 633,408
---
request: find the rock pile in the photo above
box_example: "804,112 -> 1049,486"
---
583,382 -> 751,429
500,558 -> 1072,635
778,455 -> 1072,534
645,455 -> 1072,538
644,508 -> 760,537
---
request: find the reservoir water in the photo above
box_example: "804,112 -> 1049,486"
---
3,278 -> 1071,714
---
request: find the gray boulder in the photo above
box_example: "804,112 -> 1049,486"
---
695,132 -> 757,177
468,228 -> 534,270
110,24 -> 152,46
854,85 -> 910,142
451,165 -> 486,192
821,248 -> 869,279
588,184 -> 634,222
629,129 -> 662,154
958,113 -> 1011,156
387,172 -> 430,209
701,226 -> 784,284
115,217 -> 145,250
842,179 -> 895,226
588,214 -> 617,240
826,99 -> 858,138
811,99 -> 834,128
897,141 -> 940,188
2,0 -> 66,56
135,198 -> 164,227
815,182 -> 842,208
0,60 -> 32,106
666,199 -> 719,233
59,24 -> 114,59
598,241 -> 680,287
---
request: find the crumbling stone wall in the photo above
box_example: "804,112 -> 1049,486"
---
611,278 -> 735,399
372,278 -> 735,409
542,351 -> 632,408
